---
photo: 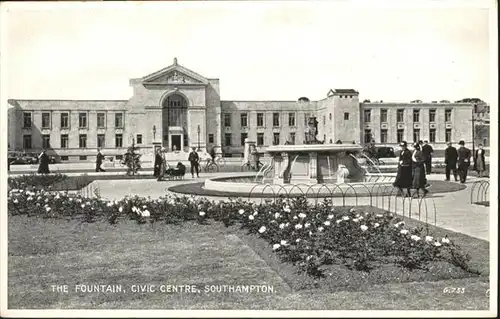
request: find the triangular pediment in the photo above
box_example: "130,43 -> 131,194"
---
141,59 -> 208,85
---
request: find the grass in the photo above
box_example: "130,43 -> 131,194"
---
7,209 -> 489,310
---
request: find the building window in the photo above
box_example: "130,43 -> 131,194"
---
79,134 -> 87,148
288,113 -> 296,126
97,134 -> 105,148
273,132 -> 280,145
115,155 -> 123,161
329,113 -> 332,121
289,132 -> 296,144
23,134 -> 32,149
115,113 -> 124,128
380,129 -> 388,143
60,113 -> 69,129
240,133 -> 248,146
413,129 -> 420,143
224,133 -> 232,146
240,113 -> 248,127
445,129 -> 452,142
344,112 -> 349,120
273,113 -> 280,127
397,109 -> 405,123
61,156 -> 68,161
208,134 -> 214,144
61,134 -> 69,149
363,109 -> 371,123
380,109 -> 388,123
115,134 -> 123,147
445,109 -> 452,122
257,113 -> 264,127
323,115 -> 326,125
41,112 -> 51,129
224,113 -> 231,127
136,134 -> 142,144
42,135 -> 51,149
79,113 -> 88,128
257,133 -> 264,146
429,128 -> 436,143
397,129 -> 404,143
23,112 -> 32,128
97,113 -> 106,128
413,109 -> 420,122
364,129 -> 372,143
79,156 -> 87,161
429,109 -> 436,123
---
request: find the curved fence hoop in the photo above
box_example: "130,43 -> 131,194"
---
341,183 -> 359,207
274,184 -> 289,202
248,183 -> 266,201
315,184 -> 335,206
287,183 -> 308,199
260,184 -> 277,204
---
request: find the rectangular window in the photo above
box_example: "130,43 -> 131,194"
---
208,134 -> 214,143
41,112 -> 51,129
79,134 -> 87,148
288,113 -> 296,126
23,112 -> 32,128
445,129 -> 452,142
344,112 -> 349,120
363,109 -> 371,123
429,128 -> 436,143
364,129 -> 372,143
413,129 -> 420,143
61,156 -> 68,161
79,113 -> 87,128
97,134 -> 105,148
79,156 -> 87,161
273,113 -> 280,127
240,113 -> 248,127
380,129 -> 388,143
60,113 -> 69,129
97,113 -> 106,128
257,113 -> 264,127
223,113 -> 231,127
289,132 -> 296,144
257,133 -> 264,146
323,115 -> 326,125
23,134 -> 32,149
60,134 -> 69,149
42,134 -> 51,149
397,129 -> 404,143
445,109 -> 452,122
273,132 -> 280,145
240,133 -> 248,146
397,109 -> 405,122
115,113 -> 123,128
224,133 -> 232,146
380,109 -> 388,123
136,134 -> 142,144
429,109 -> 436,123
115,134 -> 123,147
413,109 -> 420,122
115,155 -> 123,161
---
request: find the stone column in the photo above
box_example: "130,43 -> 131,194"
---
309,152 -> 318,183
273,153 -> 283,184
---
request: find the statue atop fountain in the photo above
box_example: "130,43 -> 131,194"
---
304,116 -> 323,144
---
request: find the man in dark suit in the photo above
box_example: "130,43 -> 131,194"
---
188,147 -> 200,178
457,140 -> 472,183
95,149 -> 106,172
444,142 -> 458,181
421,140 -> 434,175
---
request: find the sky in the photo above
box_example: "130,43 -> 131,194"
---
1,0 -> 495,103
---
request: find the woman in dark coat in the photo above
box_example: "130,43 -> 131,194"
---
393,141 -> 412,197
37,150 -> 50,174
411,143 -> 429,197
153,149 -> 162,177
474,144 -> 486,177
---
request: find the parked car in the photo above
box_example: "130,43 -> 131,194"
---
375,145 -> 396,158
9,152 -> 38,165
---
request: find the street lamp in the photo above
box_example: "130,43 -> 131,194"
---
197,125 -> 201,151
152,125 -> 156,141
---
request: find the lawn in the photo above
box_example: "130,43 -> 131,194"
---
8,209 -> 489,310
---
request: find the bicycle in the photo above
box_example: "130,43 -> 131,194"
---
204,156 -> 227,173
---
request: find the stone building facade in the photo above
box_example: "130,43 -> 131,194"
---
7,58 -> 475,162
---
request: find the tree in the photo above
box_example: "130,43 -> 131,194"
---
123,139 -> 142,175
474,124 -> 490,146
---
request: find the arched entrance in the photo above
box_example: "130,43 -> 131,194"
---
162,94 -> 188,151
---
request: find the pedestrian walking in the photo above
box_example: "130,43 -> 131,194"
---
444,142 -> 458,181
411,143 -> 429,197
474,144 -> 486,177
188,147 -> 200,178
37,149 -> 50,174
457,140 -> 472,183
156,147 -> 167,181
153,148 -> 162,177
422,140 -> 433,175
393,141 -> 412,197
95,149 -> 106,172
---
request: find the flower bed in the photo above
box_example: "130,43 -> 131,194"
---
7,186 -> 481,281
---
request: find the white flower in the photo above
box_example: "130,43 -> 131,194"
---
374,223 -> 380,228
248,215 -> 254,220
283,205 -> 291,213
324,221 -> 331,226
238,209 -> 245,215
81,204 -> 85,208
107,202 -> 113,207
394,221 -> 405,228
119,206 -> 123,213
298,213 -> 307,219
353,218 -> 359,223
318,227 -> 324,232
342,216 -> 349,221
36,203 -> 40,206
45,206 -> 51,212
132,206 -> 137,213
293,215 -> 298,220
360,225 -> 368,232
258,226 -> 266,233
376,214 -> 383,218
295,224 -> 303,229
400,229 -> 409,235
272,243 -> 281,250
253,211 -> 258,216
336,219 -> 342,224
358,216 -> 364,220
434,241 -> 442,247
199,211 -> 206,216
327,214 -> 334,220
305,222 -> 311,228
114,200 -> 119,205
309,231 -> 313,236
44,198 -> 49,203
349,208 -> 356,213
279,223 -> 286,229
142,205 -> 147,209
27,196 -> 33,201
296,238 -> 301,243
285,222 -> 290,227
355,213 -> 360,218
441,237 -> 450,244
410,235 -> 421,241
141,210 -> 150,217
86,202 -> 91,206
13,199 -> 19,204
280,240 -> 288,246
37,196 -> 42,200
55,194 -> 60,200
306,255 -> 312,261
274,212 -> 281,219
425,236 -> 434,242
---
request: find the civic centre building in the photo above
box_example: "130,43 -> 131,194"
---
8,58 -> 478,162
